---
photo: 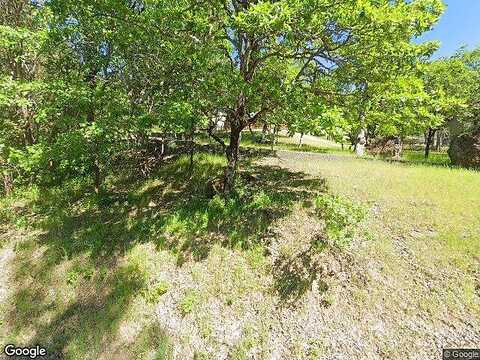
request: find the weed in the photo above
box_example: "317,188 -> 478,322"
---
307,339 -> 327,359
66,269 -> 79,286
249,191 -> 272,210
320,293 -> 335,307
179,289 -> 200,316
194,352 -> 210,360
131,323 -> 174,360
143,280 -> 169,304
315,194 -> 366,248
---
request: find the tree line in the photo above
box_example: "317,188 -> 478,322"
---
1,0 -> 479,196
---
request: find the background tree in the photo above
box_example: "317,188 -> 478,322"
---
0,0 -> 47,194
421,57 -> 473,158
183,0 -> 445,192
445,48 -> 480,167
323,0 -> 443,156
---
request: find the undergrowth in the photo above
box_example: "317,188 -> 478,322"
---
315,194 -> 366,248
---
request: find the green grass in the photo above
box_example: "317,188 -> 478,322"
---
363,149 -> 451,167
239,132 -> 349,155
273,151 -> 480,313
200,130 -> 451,167
0,142 -> 479,359
198,130 -> 351,157
401,149 -> 451,166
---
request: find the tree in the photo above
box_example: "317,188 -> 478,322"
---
178,0 -> 444,192
421,57 -> 473,158
324,0 -> 444,156
445,48 -> 480,167
0,0 -> 446,195
40,0 -> 183,191
0,0 -> 47,194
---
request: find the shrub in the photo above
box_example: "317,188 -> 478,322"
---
179,289 -> 200,316
248,191 -> 272,210
142,280 -> 169,304
315,194 -> 366,248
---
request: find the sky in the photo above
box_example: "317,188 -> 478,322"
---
416,0 -> 480,59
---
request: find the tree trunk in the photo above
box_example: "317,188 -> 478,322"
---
3,173 -> 13,196
87,108 -> 102,194
23,109 -> 35,146
269,124 -> 279,150
248,123 -> 255,141
261,123 -> 268,143
356,109 -> 367,156
393,137 -> 403,160
425,127 -> 437,159
93,160 -> 101,194
299,133 -> 304,147
270,128 -> 275,150
356,128 -> 367,157
435,129 -> 443,151
188,124 -> 195,174
160,138 -> 165,157
349,131 -> 356,151
223,125 -> 242,194
86,69 -> 101,194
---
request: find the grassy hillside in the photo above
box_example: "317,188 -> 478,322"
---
0,142 -> 478,359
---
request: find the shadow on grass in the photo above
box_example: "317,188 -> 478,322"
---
119,153 -> 327,263
32,262 -> 144,359
274,247 -> 326,304
3,151 -> 328,358
363,150 -> 453,169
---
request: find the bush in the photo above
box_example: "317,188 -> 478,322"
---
315,194 -> 365,248
142,280 -> 169,304
179,289 -> 200,316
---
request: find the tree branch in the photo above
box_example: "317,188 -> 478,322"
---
206,123 -> 227,150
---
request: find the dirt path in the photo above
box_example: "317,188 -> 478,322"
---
275,149 -> 353,162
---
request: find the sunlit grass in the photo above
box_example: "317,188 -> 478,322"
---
270,150 -> 480,319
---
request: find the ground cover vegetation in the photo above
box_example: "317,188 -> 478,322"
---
1,0 -> 479,359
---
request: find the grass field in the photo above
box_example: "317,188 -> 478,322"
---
205,130 -> 452,167
0,136 -> 478,359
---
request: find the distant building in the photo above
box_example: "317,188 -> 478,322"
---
215,113 -> 226,131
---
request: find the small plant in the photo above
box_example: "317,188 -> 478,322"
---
315,194 -> 366,248
66,269 -> 79,285
179,289 -> 200,316
207,195 -> 226,224
81,265 -> 95,280
320,293 -> 335,307
249,191 -> 272,210
143,280 -> 169,304
307,339 -> 327,359
194,352 -> 210,360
